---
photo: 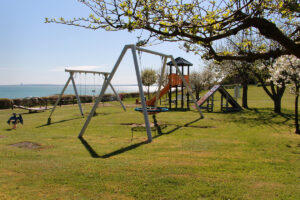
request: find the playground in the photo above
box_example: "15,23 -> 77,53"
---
0,85 -> 299,199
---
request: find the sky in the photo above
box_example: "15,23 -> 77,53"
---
0,0 -> 205,85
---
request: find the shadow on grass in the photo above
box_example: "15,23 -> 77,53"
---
79,116 -> 202,158
36,117 -> 83,128
79,137 -> 149,158
168,108 -> 190,112
79,137 -> 101,158
219,108 -> 293,128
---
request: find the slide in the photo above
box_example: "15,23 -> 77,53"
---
146,85 -> 170,106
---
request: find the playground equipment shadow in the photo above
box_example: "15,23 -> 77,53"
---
221,108 -> 293,128
79,116 -> 202,158
35,117 -> 84,128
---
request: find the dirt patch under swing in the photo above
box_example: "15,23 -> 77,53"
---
0,135 -> 7,138
9,141 -> 42,149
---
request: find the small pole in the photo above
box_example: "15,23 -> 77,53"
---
175,69 -> 178,109
181,65 -> 184,109
187,66 -> 190,109
211,94 -> 214,112
221,93 -> 224,112
169,66 -> 172,109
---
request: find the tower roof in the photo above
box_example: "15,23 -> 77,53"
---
167,57 -> 193,67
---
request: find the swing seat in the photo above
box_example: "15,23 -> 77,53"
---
134,107 -> 168,115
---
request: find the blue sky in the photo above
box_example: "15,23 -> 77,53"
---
0,0 -> 204,85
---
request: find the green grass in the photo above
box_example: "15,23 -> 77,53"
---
0,85 -> 299,199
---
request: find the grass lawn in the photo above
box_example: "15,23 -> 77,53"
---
0,85 -> 299,199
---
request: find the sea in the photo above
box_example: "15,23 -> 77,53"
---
0,84 -> 157,99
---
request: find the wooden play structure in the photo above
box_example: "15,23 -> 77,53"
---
197,85 -> 242,112
146,57 -> 192,109
47,69 -> 126,125
78,44 -> 204,142
167,57 -> 192,109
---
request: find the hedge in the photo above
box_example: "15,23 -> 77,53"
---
0,93 -> 135,110
0,98 -> 13,109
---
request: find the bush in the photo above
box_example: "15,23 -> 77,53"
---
102,94 -> 117,102
79,95 -> 93,103
119,92 -> 143,99
0,92 -> 145,110
12,99 -> 22,106
0,98 -> 13,109
61,95 -> 76,105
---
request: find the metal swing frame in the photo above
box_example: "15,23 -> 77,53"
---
78,44 -> 204,142
47,69 -> 126,124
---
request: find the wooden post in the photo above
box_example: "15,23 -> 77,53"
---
187,66 -> 190,109
169,66 -> 172,109
181,66 -> 184,109
207,98 -> 210,112
226,94 -> 229,111
221,93 -> 224,112
211,94 -> 214,112
175,69 -> 178,109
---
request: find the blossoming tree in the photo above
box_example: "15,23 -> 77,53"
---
269,55 -> 300,134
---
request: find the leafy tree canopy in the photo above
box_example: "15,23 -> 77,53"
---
141,68 -> 157,86
47,0 -> 300,62
141,68 -> 157,99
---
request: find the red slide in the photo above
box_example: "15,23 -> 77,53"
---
146,85 -> 170,106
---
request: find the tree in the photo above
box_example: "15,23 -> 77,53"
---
141,68 -> 157,100
190,69 -> 216,100
268,55 -> 300,134
47,0 -> 300,62
254,59 -> 286,113
189,71 -> 202,100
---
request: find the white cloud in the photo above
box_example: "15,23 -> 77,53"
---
50,65 -> 107,72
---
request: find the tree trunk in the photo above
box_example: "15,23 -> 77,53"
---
254,73 -> 285,114
274,96 -> 282,114
242,83 -> 248,109
147,86 -> 150,100
195,89 -> 200,100
295,87 -> 299,134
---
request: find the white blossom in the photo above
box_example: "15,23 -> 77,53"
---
268,55 -> 300,95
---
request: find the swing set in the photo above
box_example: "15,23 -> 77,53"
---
47,69 -> 126,125
78,44 -> 204,142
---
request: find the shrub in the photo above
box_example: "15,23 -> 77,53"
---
12,99 -> 22,106
119,92 -> 142,99
79,95 -> 93,103
0,98 -> 13,109
102,94 -> 117,102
